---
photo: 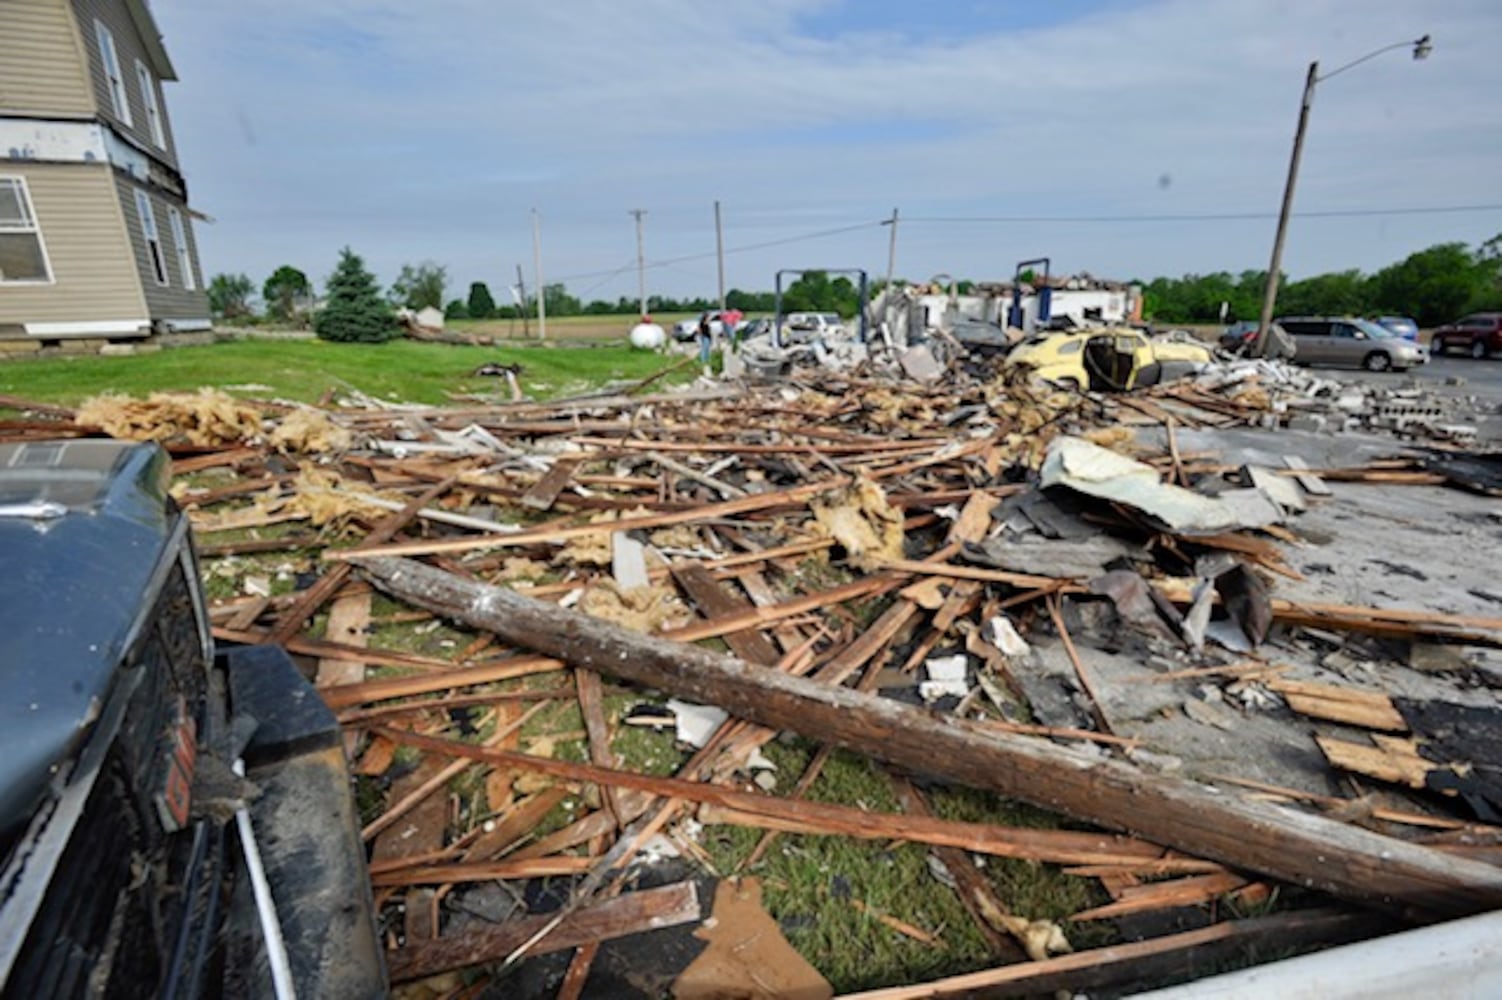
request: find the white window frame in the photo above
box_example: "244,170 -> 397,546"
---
167,206 -> 195,290
95,21 -> 133,127
135,59 -> 166,149
0,176 -> 55,284
134,190 -> 168,286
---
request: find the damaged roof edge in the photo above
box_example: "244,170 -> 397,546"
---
124,0 -> 177,81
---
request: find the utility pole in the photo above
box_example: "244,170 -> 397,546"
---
531,208 -> 546,341
629,209 -> 648,317
714,200 -> 726,312
1253,64 -> 1315,357
514,263 -> 529,339
881,207 -> 900,332
1253,36 -> 1431,356
883,207 -> 899,294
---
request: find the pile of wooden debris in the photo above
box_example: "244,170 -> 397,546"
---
2,359 -> 1499,998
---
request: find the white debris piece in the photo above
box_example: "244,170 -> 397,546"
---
919,654 -> 970,703
666,699 -> 728,748
984,616 -> 1030,658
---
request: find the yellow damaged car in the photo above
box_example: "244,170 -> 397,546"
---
1006,328 -> 1213,391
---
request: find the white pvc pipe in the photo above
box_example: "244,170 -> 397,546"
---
232,759 -> 298,1000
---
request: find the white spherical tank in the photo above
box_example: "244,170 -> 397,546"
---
628,320 -> 666,350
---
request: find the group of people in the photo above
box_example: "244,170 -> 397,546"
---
696,308 -> 744,365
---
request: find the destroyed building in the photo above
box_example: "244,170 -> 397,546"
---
3,347 -> 1501,996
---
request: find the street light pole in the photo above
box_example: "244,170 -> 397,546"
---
1252,61 -> 1318,356
1252,35 -> 1432,356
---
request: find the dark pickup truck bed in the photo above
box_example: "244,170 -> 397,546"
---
0,439 -> 384,998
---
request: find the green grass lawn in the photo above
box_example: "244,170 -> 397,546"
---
0,337 -> 695,407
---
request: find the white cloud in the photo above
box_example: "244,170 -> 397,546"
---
157,0 -> 1502,299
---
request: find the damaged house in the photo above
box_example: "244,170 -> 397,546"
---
0,0 -> 209,345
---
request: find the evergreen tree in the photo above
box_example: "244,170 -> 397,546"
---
315,248 -> 396,343
444,298 -> 469,320
467,281 -> 496,319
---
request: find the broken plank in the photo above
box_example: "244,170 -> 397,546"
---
1069,871 -> 1250,922
889,774 -> 1026,961
1282,454 -> 1334,496
386,881 -> 701,984
1316,734 -> 1438,792
520,457 -> 582,511
671,562 -> 783,666
357,555 -> 1502,921
838,909 -> 1383,1000
333,476 -> 850,560
266,474 -> 457,645
369,725 -> 1219,870
371,857 -> 593,886
316,591 -> 371,688
319,654 -> 563,710
1269,678 -> 1408,732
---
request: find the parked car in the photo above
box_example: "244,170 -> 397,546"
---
782,312 -> 845,338
1275,316 -> 1427,371
1375,316 -> 1420,341
1430,313 -> 1502,359
0,440 -> 384,998
672,311 -> 728,342
1008,328 -> 1212,391
1219,320 -> 1261,352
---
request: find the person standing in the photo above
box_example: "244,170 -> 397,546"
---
696,313 -> 713,372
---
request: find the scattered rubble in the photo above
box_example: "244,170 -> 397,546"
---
6,348 -> 1502,996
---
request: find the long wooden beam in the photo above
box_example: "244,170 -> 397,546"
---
355,556 -> 1502,922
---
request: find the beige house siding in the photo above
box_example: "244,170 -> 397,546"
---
0,163 -> 147,331
0,0 -> 95,118
71,0 -> 180,168
116,174 -> 208,321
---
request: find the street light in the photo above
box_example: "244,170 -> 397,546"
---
1252,35 -> 1432,355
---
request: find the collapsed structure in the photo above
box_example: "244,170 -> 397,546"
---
2,346 -> 1500,996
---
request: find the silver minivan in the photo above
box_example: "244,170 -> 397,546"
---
1276,316 -> 1428,372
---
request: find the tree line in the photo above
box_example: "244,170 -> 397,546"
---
207,235 -> 1502,331
1140,237 -> 1502,328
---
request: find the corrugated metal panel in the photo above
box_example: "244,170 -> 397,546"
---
70,0 -> 179,168
116,174 -> 208,321
0,0 -> 95,118
0,163 -> 147,327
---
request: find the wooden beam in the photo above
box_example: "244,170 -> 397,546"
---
385,881 -> 701,984
355,556 -> 1502,921
838,909 -> 1383,1000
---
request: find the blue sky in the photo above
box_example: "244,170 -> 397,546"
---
155,0 -> 1502,305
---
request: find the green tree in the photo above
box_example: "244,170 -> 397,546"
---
1277,269 -> 1370,318
262,265 -> 312,322
315,248 -> 396,343
444,298 -> 468,320
543,283 -> 581,317
391,261 -> 447,311
1369,243 -> 1500,326
466,281 -> 496,319
207,272 -> 255,319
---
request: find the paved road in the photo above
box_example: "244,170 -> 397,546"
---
1313,355 -> 1502,406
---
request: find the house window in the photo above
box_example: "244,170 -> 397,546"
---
134,190 -> 168,286
167,207 -> 195,290
135,60 -> 166,148
95,21 -> 133,127
0,177 -> 53,283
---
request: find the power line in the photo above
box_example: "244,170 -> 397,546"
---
547,219 -> 885,285
899,203 -> 1502,224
